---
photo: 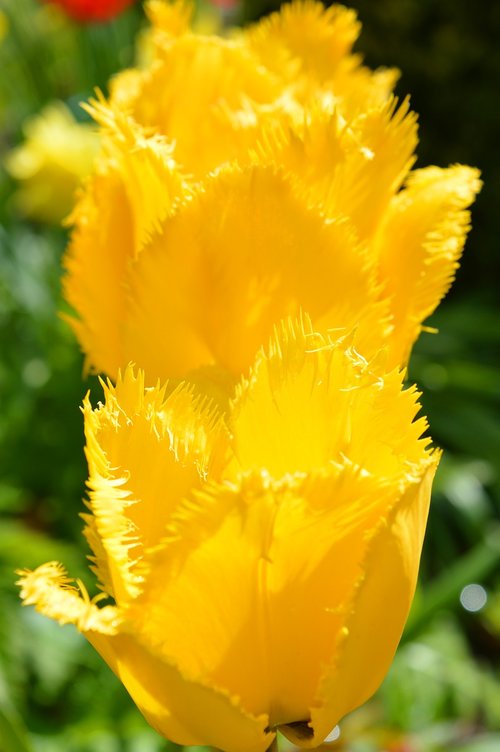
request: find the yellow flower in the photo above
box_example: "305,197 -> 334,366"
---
62,2 -> 480,383
110,0 -> 398,178
64,100 -> 479,383
66,107 -> 392,381
18,317 -> 439,752
5,102 -> 99,224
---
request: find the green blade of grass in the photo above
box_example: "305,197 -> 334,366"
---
404,525 -> 500,640
0,707 -> 33,752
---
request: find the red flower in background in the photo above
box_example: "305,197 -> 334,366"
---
46,0 -> 135,22
210,0 -> 238,8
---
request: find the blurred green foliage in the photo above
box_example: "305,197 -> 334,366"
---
0,1 -> 499,751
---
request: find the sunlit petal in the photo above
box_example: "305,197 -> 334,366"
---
296,458 -> 439,745
82,365 -> 227,604
229,316 -> 429,480
17,562 -> 119,633
63,102 -> 186,377
374,165 -> 482,364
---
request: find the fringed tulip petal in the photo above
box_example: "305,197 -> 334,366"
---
343,99 -> 418,240
17,562 -> 120,633
244,1 -> 361,84
113,34 -> 282,177
229,317 -> 430,481
63,104 -> 186,377
375,165 -> 482,364
124,166 -> 386,381
125,469 -> 394,727
252,97 -> 417,242
146,0 -> 193,39
84,99 -> 187,255
63,168 -> 133,377
294,457 -> 439,746
82,366 -> 227,603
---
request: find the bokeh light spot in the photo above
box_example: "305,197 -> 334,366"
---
324,725 -> 341,743
22,358 -> 51,389
460,583 -> 488,612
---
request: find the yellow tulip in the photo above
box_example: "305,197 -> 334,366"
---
62,1 -> 480,384
66,112 -> 393,381
5,102 -> 99,224
110,0 -> 398,178
19,316 -> 439,751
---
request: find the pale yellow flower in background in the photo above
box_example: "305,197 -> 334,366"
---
5,102 -> 99,224
0,11 -> 8,44
18,316 -> 439,752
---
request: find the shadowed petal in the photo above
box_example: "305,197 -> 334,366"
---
281,457 -> 439,746
18,563 -> 270,752
87,631 -> 272,752
125,468 -> 395,728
